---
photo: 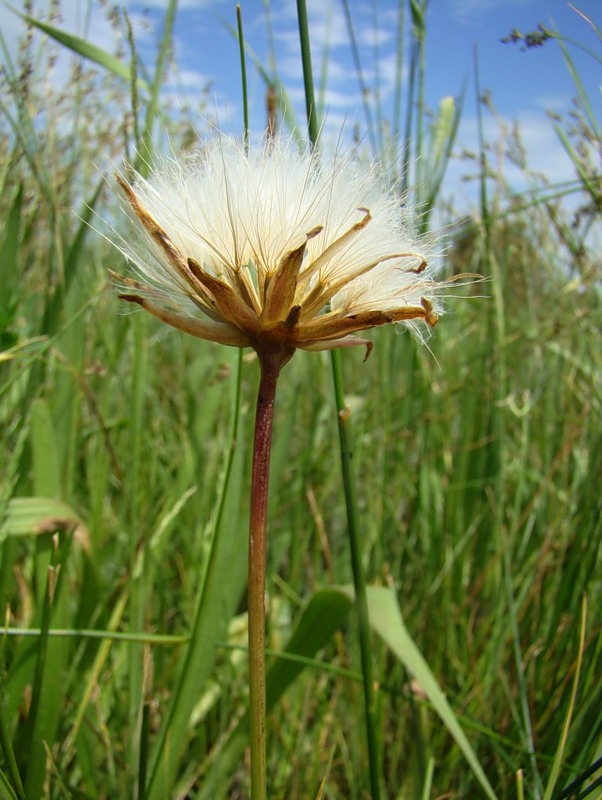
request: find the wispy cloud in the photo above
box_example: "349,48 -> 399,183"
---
449,0 -> 531,26
127,0 -> 228,9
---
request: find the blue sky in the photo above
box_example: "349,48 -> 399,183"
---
2,0 -> 600,204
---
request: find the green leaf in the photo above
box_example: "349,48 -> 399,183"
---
265,589 -> 354,710
198,588 -> 354,799
200,584 -> 498,798
409,0 -> 426,38
422,81 -> 466,216
146,359 -> 249,800
555,33 -> 600,136
0,336 -> 48,369
65,179 -> 105,292
0,767 -> 20,800
20,529 -> 73,799
354,585 -> 499,800
0,692 -> 25,800
0,184 -> 22,343
138,0 -> 178,171
0,496 -> 84,541
3,4 -> 149,93
431,96 -> 455,166
30,399 -> 60,499
553,123 -> 601,207
541,597 -> 587,800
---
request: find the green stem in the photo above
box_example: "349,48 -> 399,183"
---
296,0 -> 319,147
236,5 -> 249,151
413,3 -> 427,197
0,683 -> 25,800
295,0 -> 381,794
330,351 -> 382,800
248,344 -> 293,800
341,0 -> 378,157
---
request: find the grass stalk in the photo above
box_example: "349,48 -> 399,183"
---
341,0 -> 377,156
296,0 -> 319,147
400,38 -> 417,196
392,1 -> 405,144
236,5 -> 249,150
139,0 -> 178,173
411,0 -> 427,199
370,0 -> 384,156
542,596 -> 587,800
296,2 -> 381,796
0,672 -> 25,800
330,352 -> 382,800
145,347 -> 245,799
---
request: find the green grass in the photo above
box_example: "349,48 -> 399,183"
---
0,2 -> 600,799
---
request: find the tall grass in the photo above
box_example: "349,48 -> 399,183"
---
0,2 -> 600,799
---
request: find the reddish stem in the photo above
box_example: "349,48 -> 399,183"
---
248,343 -> 294,799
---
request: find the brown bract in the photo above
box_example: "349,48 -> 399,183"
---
112,171 -> 438,358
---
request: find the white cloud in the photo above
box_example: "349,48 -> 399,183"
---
167,66 -> 213,91
127,0 -> 228,8
449,0 -> 531,26
533,92 -> 574,113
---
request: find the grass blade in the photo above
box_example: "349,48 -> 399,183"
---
356,585 -> 498,800
197,588 -> 355,799
146,349 -> 247,800
0,687 -> 25,800
139,0 -> 178,171
542,596 -> 588,800
3,4 -> 149,93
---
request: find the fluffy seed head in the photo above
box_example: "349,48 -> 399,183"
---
110,134 -> 446,356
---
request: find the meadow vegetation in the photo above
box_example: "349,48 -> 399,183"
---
0,2 -> 600,798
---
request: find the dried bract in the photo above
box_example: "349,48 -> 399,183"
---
110,135 -> 445,355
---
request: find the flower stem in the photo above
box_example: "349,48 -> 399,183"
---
248,344 -> 293,800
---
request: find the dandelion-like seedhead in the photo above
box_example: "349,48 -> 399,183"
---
110,134 -> 445,357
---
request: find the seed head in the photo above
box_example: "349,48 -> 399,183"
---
110,135 -> 445,357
